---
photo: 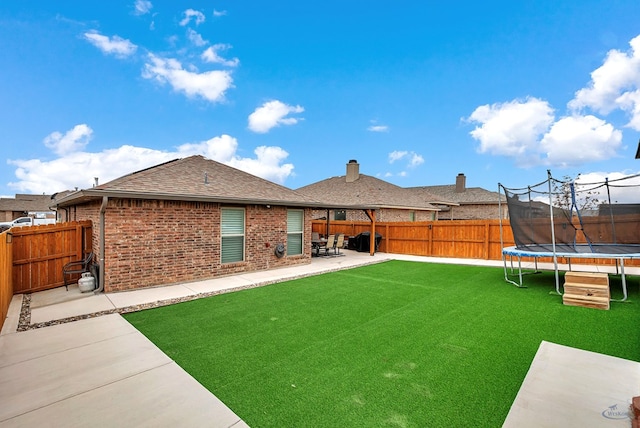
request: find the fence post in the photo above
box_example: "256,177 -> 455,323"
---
0,231 -> 13,332
76,223 -> 83,260
484,221 -> 490,259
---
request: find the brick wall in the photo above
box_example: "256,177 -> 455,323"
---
313,208 -> 436,222
314,205 -> 503,223
440,204 -> 502,220
70,198 -> 312,292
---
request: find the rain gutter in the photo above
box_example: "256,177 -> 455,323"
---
94,195 -> 107,294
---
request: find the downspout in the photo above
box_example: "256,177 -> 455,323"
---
94,196 -> 108,294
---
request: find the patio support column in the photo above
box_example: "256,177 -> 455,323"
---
325,209 -> 330,237
364,209 -> 376,256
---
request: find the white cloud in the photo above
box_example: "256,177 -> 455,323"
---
43,124 -> 93,156
540,115 -> 622,167
573,171 -> 640,204
177,135 -> 295,183
248,100 -> 304,133
615,89 -> 640,130
569,35 -> 640,126
142,54 -> 233,102
228,146 -> 294,185
367,119 -> 389,132
468,97 -> 555,161
389,151 -> 408,163
9,146 -> 175,194
467,96 -> 624,168
201,44 -> 239,67
386,150 -> 423,180
388,150 -> 423,168
213,9 -> 227,17
467,35 -> 640,167
409,153 -> 424,167
177,134 -> 238,161
180,9 -> 205,26
8,131 -> 295,193
133,0 -> 152,15
84,31 -> 137,58
186,28 -> 208,47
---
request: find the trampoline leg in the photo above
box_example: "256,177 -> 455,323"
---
518,256 -> 523,286
502,254 -> 526,288
611,259 -> 628,302
502,255 -> 509,281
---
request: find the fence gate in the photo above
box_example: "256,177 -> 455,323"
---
11,221 -> 92,294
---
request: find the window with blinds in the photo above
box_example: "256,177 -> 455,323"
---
287,209 -> 303,256
221,208 -> 245,263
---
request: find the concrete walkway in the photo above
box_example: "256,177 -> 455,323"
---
0,251 -> 638,427
0,250 -> 394,427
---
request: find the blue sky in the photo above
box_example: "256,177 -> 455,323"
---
2,1 -> 640,199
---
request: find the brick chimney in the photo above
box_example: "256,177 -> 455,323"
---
346,159 -> 360,183
455,173 -> 466,193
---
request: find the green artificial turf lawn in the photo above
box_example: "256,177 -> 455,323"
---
124,261 -> 640,427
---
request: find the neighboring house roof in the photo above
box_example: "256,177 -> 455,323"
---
410,184 -> 504,205
55,155 -> 327,208
297,173 -> 445,211
0,194 -> 55,212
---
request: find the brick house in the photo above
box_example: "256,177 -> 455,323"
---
409,173 -> 506,220
296,160 -> 456,222
54,155 -> 327,293
0,194 -> 57,222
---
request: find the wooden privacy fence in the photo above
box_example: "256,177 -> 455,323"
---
0,230 -> 12,333
312,219 -> 640,267
313,219 -> 511,259
11,221 -> 93,294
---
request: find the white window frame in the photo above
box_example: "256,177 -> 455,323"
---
221,207 -> 245,263
287,209 -> 304,256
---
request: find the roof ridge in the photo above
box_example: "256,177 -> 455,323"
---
95,157 -> 183,189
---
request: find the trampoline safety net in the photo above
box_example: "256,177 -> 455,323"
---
500,171 -> 640,255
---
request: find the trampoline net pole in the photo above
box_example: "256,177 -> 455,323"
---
547,170 -> 561,294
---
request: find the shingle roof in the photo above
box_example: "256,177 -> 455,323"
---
410,184 -> 504,204
0,194 -> 55,212
296,174 -> 444,210
55,155 -> 323,207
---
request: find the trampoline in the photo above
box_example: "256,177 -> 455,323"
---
499,171 -> 640,302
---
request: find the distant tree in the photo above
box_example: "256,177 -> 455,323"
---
552,175 -> 599,212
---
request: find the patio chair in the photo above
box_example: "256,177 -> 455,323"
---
334,234 -> 345,255
62,252 -> 93,291
323,234 -> 335,256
